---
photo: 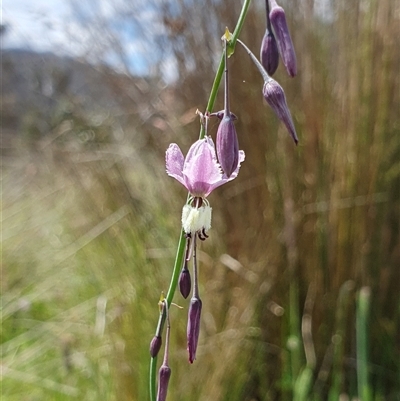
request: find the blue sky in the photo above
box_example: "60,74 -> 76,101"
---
2,0 -> 73,53
1,0 -> 178,79
2,0 -> 332,81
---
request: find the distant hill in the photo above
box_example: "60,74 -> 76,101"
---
1,49 -> 165,144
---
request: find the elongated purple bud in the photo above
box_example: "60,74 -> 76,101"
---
215,38 -> 240,178
216,115 -> 239,177
260,29 -> 279,76
149,335 -> 162,358
263,79 -> 298,144
179,263 -> 191,299
269,0 -> 297,77
187,296 -> 202,363
156,364 -> 171,401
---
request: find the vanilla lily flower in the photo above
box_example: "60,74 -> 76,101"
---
166,136 -> 245,236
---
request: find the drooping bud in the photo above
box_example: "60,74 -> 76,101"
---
269,0 -> 297,77
187,296 -> 202,363
216,115 -> 239,177
263,79 -> 298,144
149,335 -> 162,358
156,364 -> 171,401
260,29 -> 279,76
261,0 -> 279,75
215,35 -> 240,178
179,262 -> 191,299
237,38 -> 299,145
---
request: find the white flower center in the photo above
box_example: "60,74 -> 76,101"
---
181,204 -> 212,234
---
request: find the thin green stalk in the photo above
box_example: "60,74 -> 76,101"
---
149,232 -> 186,401
356,287 -> 372,401
149,0 -> 252,399
328,280 -> 355,401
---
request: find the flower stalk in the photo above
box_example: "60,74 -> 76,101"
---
149,0 -> 253,399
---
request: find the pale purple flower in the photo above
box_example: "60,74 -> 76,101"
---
166,136 -> 245,198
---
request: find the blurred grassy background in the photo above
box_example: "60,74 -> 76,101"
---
1,0 -> 399,400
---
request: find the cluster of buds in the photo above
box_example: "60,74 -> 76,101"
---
260,0 -> 297,77
236,3 -> 298,144
257,0 -> 298,144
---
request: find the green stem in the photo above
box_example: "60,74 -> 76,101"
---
149,231 -> 186,401
199,0 -> 252,139
149,0 -> 252,399
356,287 -> 372,401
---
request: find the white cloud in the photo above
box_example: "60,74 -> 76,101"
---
1,0 -> 178,81
2,0 -> 72,53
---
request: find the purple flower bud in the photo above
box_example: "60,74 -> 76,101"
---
187,296 -> 202,363
216,115 -> 239,177
149,335 -> 162,358
260,29 -> 279,76
263,79 -> 298,144
269,0 -> 297,77
179,264 -> 191,299
156,364 -> 171,401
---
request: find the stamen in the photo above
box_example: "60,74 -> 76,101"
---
197,228 -> 209,241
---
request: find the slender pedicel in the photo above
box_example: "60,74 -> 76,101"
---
187,235 -> 203,364
192,235 -> 199,299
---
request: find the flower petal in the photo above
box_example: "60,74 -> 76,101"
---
166,143 -> 186,186
207,150 -> 245,194
183,137 -> 223,197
